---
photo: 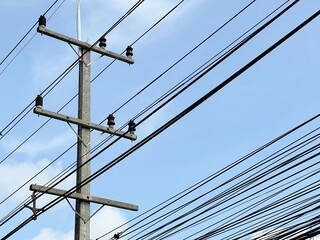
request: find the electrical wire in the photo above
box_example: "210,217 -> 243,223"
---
0,0 -> 67,77
120,135 -> 320,240
111,0 -> 258,115
0,0 -> 145,141
1,10 -> 316,239
0,0 -> 188,204
95,125 -> 320,239
0,0 -> 261,207
129,148 -> 319,240
0,0 -> 61,67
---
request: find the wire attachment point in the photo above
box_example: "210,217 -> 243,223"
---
25,192 -> 42,220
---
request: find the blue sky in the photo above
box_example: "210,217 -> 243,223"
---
0,0 -> 319,239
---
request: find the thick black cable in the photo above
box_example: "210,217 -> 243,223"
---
91,0 -> 296,158
192,184 -> 320,239
157,167 -> 320,240
201,184 -> 320,239
120,133 -> 320,239
96,127 -> 320,239
111,0 -> 258,115
129,0 -> 299,123
227,204 -> 320,240
183,177 -> 320,240
133,149 -> 320,240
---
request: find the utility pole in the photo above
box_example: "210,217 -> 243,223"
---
75,48 -> 91,240
30,13 -> 138,240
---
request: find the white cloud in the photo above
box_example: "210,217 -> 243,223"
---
31,207 -> 128,240
0,158 -> 74,204
30,46 -> 76,90
140,104 -> 171,135
18,131 -> 74,157
32,228 -> 73,240
90,207 -> 128,239
1,131 -> 73,158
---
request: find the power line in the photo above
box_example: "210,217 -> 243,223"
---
95,124 -> 320,239
2,10 -> 316,239
0,0 -> 62,67
0,0 -> 67,77
120,134 -> 320,239
0,0 -> 260,205
0,0 -> 188,205
0,0 -> 145,141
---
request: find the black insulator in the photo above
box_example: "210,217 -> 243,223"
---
39,15 -> 46,27
128,120 -> 136,134
126,46 -> 133,57
114,233 -> 120,239
99,37 -> 107,48
107,114 -> 115,128
35,95 -> 43,108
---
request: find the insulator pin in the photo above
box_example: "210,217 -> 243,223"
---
107,114 -> 115,128
39,15 -> 46,27
99,37 -> 107,49
126,46 -> 133,58
128,120 -> 136,134
35,95 -> 43,108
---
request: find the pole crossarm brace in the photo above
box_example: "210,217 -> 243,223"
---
37,26 -> 134,64
30,184 -> 138,211
34,107 -> 137,141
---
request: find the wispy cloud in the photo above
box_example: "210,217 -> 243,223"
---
140,103 -> 172,136
1,131 -> 74,158
0,158 -> 73,204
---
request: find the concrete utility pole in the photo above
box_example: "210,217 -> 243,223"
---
75,48 -> 91,240
31,14 -> 138,240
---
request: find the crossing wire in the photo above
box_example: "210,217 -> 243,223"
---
0,0 -> 145,141
0,0 -> 261,204
128,148 -> 320,240
118,135 -> 320,240
0,0 -> 188,204
1,10 -> 317,239
0,0 -> 304,221
0,0 -> 61,67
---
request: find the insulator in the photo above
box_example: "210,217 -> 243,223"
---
128,120 -> 136,134
99,37 -> 107,49
107,114 -> 115,128
126,46 -> 133,58
114,233 -> 120,239
38,15 -> 46,27
35,95 -> 43,108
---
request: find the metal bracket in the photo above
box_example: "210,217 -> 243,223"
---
66,198 -> 105,224
67,122 -> 88,147
68,43 -> 81,58
25,192 -> 43,220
